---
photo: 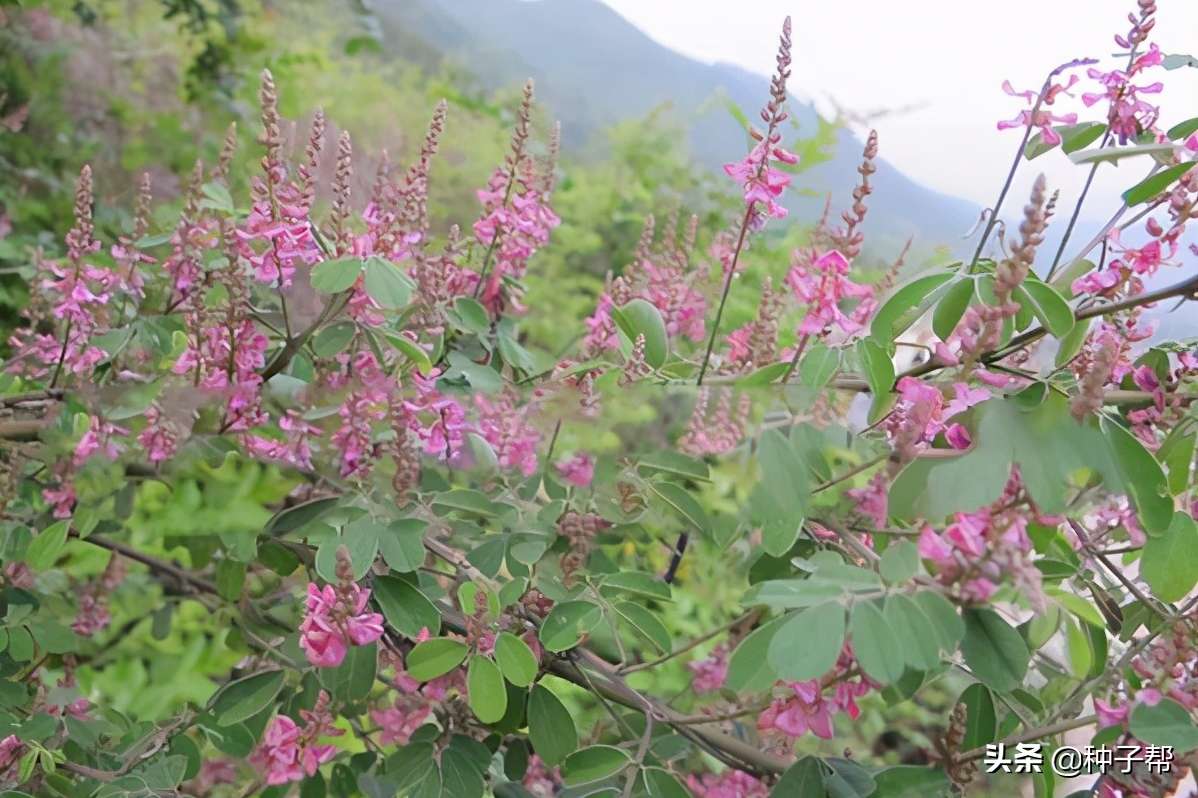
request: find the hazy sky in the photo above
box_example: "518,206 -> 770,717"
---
599,0 -> 1198,222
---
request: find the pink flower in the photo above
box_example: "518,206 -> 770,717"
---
688,646 -> 729,693
997,76 -> 1080,145
687,769 -> 769,798
918,526 -> 955,569
1082,45 -> 1165,142
758,680 -> 836,739
474,391 -> 540,476
787,250 -> 874,337
75,416 -> 128,465
72,593 -> 111,636
945,423 -> 972,449
0,735 -> 23,775
43,479 -> 77,519
846,472 -> 889,529
522,754 -> 562,797
299,582 -> 385,668
370,698 -> 432,746
556,453 -> 594,487
473,166 -> 560,315
250,703 -> 340,786
1095,699 -> 1129,728
943,383 -> 990,419
945,513 -> 988,558
723,140 -> 796,229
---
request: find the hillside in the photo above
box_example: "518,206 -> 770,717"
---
370,0 -> 981,251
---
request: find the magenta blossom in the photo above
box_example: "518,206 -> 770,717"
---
249,695 -> 341,786
786,249 -> 874,337
998,76 -> 1080,145
723,139 -> 797,230
299,582 -> 385,668
687,646 -> 729,693
556,453 -> 595,487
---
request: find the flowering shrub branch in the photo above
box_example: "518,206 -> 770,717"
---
2,5 -> 1198,798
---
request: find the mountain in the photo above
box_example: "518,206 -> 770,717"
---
369,0 -> 981,252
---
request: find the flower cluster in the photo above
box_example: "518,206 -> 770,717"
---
250,692 -> 342,786
918,471 -> 1045,606
582,215 -> 707,356
298,548 -> 385,668
757,645 -> 873,741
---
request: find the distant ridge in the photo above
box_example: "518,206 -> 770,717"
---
372,0 -> 981,251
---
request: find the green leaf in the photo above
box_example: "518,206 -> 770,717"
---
1167,117 -> 1198,140
880,540 -> 919,585
736,360 -> 791,386
312,321 -> 357,358
648,481 -> 710,537
494,632 -> 538,687
910,587 -> 967,651
215,559 -> 246,602
800,342 -> 840,388
527,684 -> 578,766
210,670 -> 285,726
441,747 -> 486,798
378,519 -> 427,572
768,602 -> 846,681
769,757 -> 825,797
614,602 -> 671,654
958,683 -> 997,750
200,182 -> 235,213
885,595 -> 941,671
1130,698 -> 1198,752
1122,162 -> 1198,205
961,608 -> 1029,692
858,338 -> 896,424
373,575 -> 441,638
932,277 -> 975,340
265,497 -> 339,535
637,451 -> 710,482
870,271 -> 956,343
310,257 -> 363,293
1054,316 -> 1092,367
406,638 -> 469,681
752,429 -> 810,527
1162,53 -> 1198,70
1047,588 -> 1104,628
561,745 -> 631,786
849,599 -> 906,685
1070,142 -> 1179,165
891,395 -> 1122,520
612,298 -> 668,368
726,616 -> 786,692
452,297 -> 491,335
1101,416 -> 1173,536
466,656 -> 507,724
598,571 -> 673,602
1142,512 -> 1198,602
362,256 -> 414,308
1159,427 -> 1196,496
329,641 -> 376,703
870,766 -> 951,797
315,521 -> 379,582
539,601 -> 603,652
385,332 -> 434,374
642,768 -> 691,798
25,521 -> 69,571
1062,122 -> 1108,154
1016,280 -> 1074,338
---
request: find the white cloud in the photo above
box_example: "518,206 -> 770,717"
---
599,0 -> 1198,222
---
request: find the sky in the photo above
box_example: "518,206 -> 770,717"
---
599,0 -> 1198,223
